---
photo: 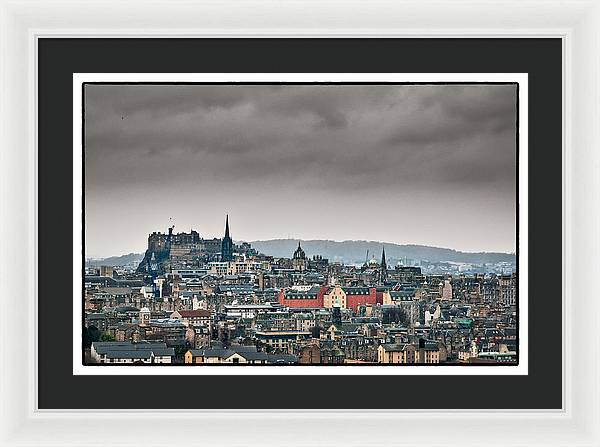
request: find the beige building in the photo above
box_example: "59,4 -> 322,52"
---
415,348 -> 440,363
378,341 -> 441,364
441,280 -> 453,300
99,265 -> 114,277
416,341 -> 441,363
184,350 -> 204,364
170,309 -> 211,327
185,346 -> 270,364
323,285 -> 346,309
208,260 -> 271,276
377,344 -> 416,364
208,261 -> 233,276
255,330 -> 311,351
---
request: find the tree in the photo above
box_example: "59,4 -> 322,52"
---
84,325 -> 100,348
382,306 -> 408,325
174,346 -> 188,357
99,332 -> 116,342
83,326 -> 91,348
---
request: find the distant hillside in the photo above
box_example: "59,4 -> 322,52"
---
89,240 -> 515,267
250,239 -> 515,265
86,252 -> 144,267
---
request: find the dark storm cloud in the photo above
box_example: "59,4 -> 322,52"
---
84,83 -> 517,258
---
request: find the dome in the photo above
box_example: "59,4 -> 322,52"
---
293,241 -> 306,260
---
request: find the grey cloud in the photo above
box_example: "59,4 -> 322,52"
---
85,84 -> 251,117
84,83 -> 517,257
384,85 -> 516,146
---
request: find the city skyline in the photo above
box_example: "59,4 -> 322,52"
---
85,233 -> 516,261
84,213 -> 517,261
85,83 -> 517,258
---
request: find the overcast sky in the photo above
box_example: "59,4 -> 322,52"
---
84,83 -> 517,258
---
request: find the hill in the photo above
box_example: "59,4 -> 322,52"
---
87,240 -> 515,267
85,252 -> 144,267
249,239 -> 515,265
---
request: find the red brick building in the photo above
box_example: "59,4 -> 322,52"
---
344,287 -> 379,312
280,285 -> 383,312
278,286 -> 327,308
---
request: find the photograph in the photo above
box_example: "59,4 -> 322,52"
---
82,80 -> 519,367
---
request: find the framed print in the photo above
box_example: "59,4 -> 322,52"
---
74,72 -> 527,377
43,38 -> 555,410
1,1 -> 599,446
47,39 -> 556,408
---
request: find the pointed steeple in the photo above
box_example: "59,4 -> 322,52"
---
221,214 -> 233,262
379,246 -> 387,285
293,240 -> 306,260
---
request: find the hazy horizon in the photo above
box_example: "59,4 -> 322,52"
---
85,84 -> 517,258
87,236 -> 516,260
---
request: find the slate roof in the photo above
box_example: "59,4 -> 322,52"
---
93,341 -> 174,359
381,343 -> 409,352
98,287 -> 133,295
151,348 -> 176,357
201,348 -> 231,358
389,290 -> 416,301
176,310 -> 211,318
325,286 -> 372,295
283,290 -> 319,299
227,351 -> 269,362
199,345 -> 263,360
422,341 -> 440,351
351,317 -> 380,324
343,287 -> 372,295
216,284 -> 254,293
340,323 -> 360,333
231,345 -> 258,353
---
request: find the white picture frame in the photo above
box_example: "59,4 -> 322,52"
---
0,1 -> 597,445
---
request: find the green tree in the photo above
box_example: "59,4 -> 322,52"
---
99,332 -> 116,342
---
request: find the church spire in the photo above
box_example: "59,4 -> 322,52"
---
221,214 -> 233,262
379,246 -> 387,285
293,240 -> 306,260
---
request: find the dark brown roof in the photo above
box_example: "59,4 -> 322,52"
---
177,310 -> 211,318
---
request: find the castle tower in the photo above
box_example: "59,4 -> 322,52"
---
221,215 -> 233,262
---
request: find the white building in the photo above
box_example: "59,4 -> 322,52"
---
90,341 -> 174,364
